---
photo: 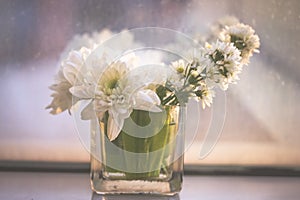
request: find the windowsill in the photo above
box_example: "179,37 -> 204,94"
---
1,161 -> 300,176
1,171 -> 300,199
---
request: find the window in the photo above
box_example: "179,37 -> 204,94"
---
0,0 -> 299,168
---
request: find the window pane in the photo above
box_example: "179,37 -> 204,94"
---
0,0 -> 299,167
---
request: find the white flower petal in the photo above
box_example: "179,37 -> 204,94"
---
135,104 -> 161,113
107,114 -> 124,141
46,79 -> 74,114
138,90 -> 161,104
69,85 -> 94,99
68,51 -> 83,65
133,90 -> 161,112
115,107 -> 129,115
63,65 -> 82,85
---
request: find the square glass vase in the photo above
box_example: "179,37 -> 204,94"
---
90,106 -> 186,195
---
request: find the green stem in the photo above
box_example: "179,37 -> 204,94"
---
162,94 -> 176,105
101,107 -> 178,180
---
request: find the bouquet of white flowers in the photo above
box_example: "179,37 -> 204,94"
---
46,17 -> 260,194
47,20 -> 259,140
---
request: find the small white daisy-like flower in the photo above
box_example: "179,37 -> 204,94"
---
165,60 -> 187,92
219,23 -> 260,64
200,41 -> 242,90
195,85 -> 215,109
171,59 -> 186,74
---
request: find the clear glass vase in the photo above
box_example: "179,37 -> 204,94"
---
90,106 -> 186,195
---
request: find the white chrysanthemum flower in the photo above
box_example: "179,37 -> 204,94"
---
94,61 -> 162,141
200,41 -> 242,90
219,23 -> 260,64
97,62 -> 129,96
47,47 -> 93,114
63,48 -> 91,85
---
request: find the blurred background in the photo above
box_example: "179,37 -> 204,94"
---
0,0 -> 299,168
